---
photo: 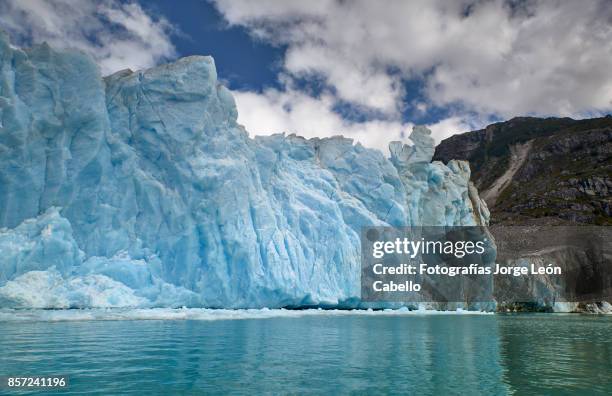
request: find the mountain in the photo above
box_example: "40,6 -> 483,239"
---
434,117 -> 612,313
0,32 -> 488,309
434,116 -> 612,225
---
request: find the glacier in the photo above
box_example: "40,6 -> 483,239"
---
0,32 -> 489,309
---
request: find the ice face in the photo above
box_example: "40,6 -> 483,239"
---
0,32 -> 488,308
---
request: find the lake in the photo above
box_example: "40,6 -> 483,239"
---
0,309 -> 610,395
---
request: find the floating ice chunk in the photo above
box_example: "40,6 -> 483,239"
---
0,307 -> 495,322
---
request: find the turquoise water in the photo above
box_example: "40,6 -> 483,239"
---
0,311 -> 610,395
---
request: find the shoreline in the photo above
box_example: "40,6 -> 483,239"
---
2,306 -> 610,323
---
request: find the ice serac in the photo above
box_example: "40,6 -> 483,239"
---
0,32 -> 488,308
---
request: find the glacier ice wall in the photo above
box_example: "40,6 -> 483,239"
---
0,32 -> 488,308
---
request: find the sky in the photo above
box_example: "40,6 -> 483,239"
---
0,0 -> 611,153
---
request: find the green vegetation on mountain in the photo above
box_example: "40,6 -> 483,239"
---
433,116 -> 612,225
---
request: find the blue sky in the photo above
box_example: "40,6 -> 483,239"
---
1,0 -> 611,152
144,0 -> 283,92
143,0 -> 457,126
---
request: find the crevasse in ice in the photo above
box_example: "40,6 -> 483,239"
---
0,32 -> 488,308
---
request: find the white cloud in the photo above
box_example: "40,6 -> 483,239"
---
425,116 -> 481,144
213,0 -> 612,124
0,0 -> 176,75
3,0 -> 608,154
234,88 -> 411,154
234,87 -> 481,154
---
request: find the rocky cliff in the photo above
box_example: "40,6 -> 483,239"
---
434,116 -> 612,312
434,116 -> 612,225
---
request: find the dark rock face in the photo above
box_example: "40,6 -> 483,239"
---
434,116 -> 612,312
433,116 -> 612,225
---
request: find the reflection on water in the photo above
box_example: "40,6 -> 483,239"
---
499,315 -> 612,395
0,314 -> 610,394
